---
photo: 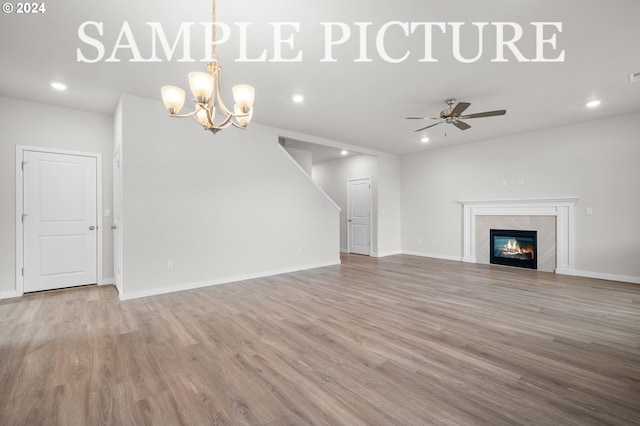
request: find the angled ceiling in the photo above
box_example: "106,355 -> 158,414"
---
280,137 -> 370,165
1,0 -> 638,155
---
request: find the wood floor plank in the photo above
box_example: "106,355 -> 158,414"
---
1,254 -> 639,425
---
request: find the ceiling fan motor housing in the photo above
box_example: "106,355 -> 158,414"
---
442,108 -> 455,121
442,98 -> 457,121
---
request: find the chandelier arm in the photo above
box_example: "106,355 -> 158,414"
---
170,109 -> 200,119
204,103 -> 215,127
229,121 -> 248,130
228,112 -> 249,128
213,72 -> 250,129
190,113 -> 204,126
214,66 -> 233,118
212,112 -> 235,129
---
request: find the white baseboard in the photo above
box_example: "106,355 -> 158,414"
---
372,250 -> 403,258
402,250 -> 463,262
555,267 -> 576,276
573,270 -> 640,285
99,278 -> 114,286
119,259 -> 342,301
0,290 -> 23,300
407,252 -> 639,285
340,248 -> 348,253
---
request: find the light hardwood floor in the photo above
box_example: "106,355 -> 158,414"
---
1,254 -> 639,425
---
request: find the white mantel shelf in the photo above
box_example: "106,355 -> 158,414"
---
460,197 -> 579,275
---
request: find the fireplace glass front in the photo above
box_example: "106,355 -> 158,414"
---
490,229 -> 537,269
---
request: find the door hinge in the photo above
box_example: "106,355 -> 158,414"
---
21,268 -> 24,276
21,161 -> 28,170
21,213 -> 28,223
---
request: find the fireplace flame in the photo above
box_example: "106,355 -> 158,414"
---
502,239 -> 535,259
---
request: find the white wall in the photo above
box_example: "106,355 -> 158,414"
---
0,96 -> 114,298
283,146 -> 313,176
118,94 -> 340,299
401,112 -> 640,282
376,155 -> 402,256
313,154 -> 402,257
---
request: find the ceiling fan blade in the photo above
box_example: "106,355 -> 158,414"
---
453,120 -> 471,130
452,102 -> 471,116
461,109 -> 506,119
414,121 -> 443,132
406,117 -> 438,120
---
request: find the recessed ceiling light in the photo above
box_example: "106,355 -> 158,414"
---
292,94 -> 304,103
51,82 -> 67,91
586,100 -> 601,108
341,150 -> 348,156
421,136 -> 430,143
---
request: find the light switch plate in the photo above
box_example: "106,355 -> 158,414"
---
104,208 -> 111,217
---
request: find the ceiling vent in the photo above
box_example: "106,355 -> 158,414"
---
630,71 -> 640,83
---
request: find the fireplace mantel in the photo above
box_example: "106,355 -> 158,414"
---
460,197 -> 579,275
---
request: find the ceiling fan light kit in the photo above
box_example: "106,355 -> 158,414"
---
407,98 -> 506,133
160,0 -> 255,135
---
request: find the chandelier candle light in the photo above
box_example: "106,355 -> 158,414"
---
160,0 -> 255,134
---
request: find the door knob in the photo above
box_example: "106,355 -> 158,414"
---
111,225 -> 117,230
89,226 -> 95,230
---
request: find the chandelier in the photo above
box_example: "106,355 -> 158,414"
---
160,0 -> 255,134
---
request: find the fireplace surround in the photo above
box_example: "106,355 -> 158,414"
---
460,197 -> 579,275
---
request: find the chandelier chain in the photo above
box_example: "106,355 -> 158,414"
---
211,0 -> 217,59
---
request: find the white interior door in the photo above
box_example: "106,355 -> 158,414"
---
348,177 -> 371,255
23,151 -> 98,292
112,151 -> 122,292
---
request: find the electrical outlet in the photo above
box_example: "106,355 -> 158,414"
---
417,238 -> 422,245
518,178 -> 525,185
167,260 -> 174,270
586,208 -> 593,216
502,179 -> 508,187
432,239 -> 437,246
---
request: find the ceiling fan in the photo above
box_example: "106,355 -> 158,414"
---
407,98 -> 506,132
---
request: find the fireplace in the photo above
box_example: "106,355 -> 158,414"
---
490,229 -> 537,269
